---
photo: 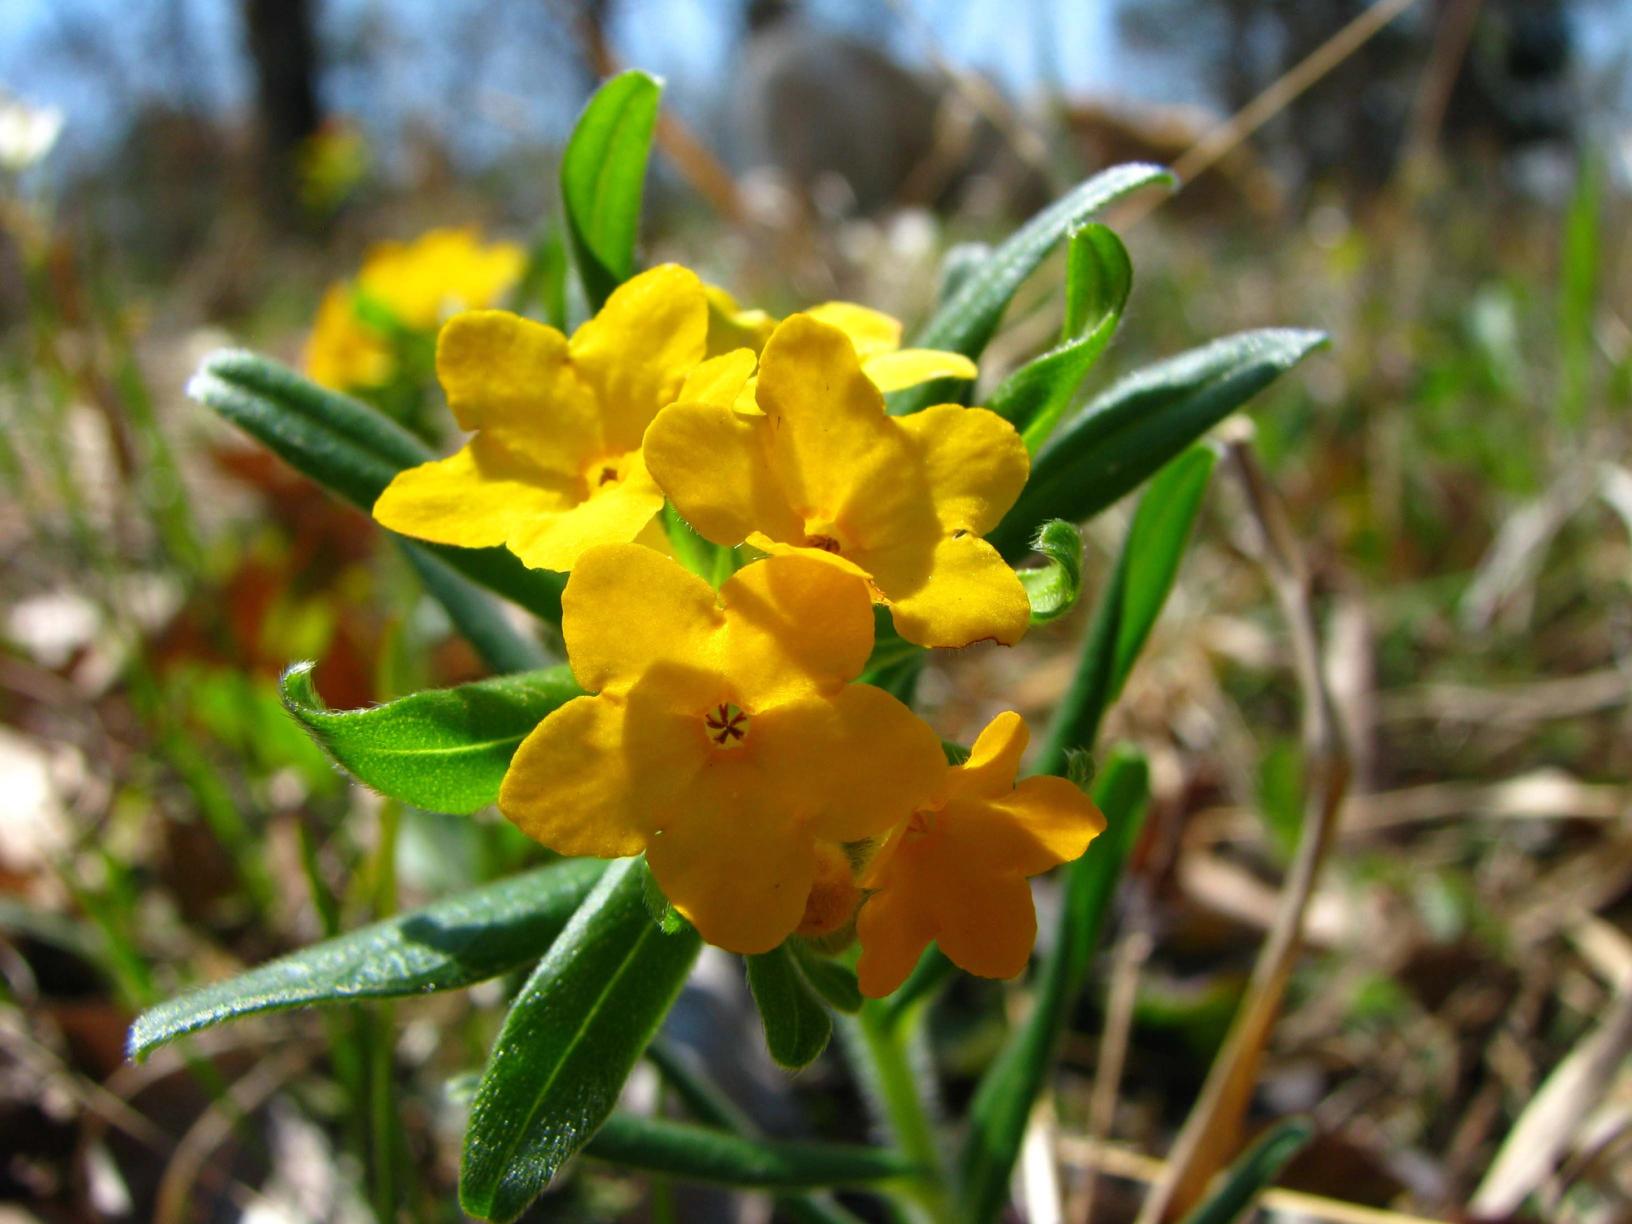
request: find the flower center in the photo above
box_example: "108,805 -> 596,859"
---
703,701 -> 750,749
582,452 -> 631,496
801,515 -> 844,554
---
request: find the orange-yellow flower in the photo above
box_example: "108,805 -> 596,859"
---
499,544 -> 946,954
304,227 -> 524,391
643,313 -> 1032,648
372,264 -> 707,572
854,711 -> 1105,997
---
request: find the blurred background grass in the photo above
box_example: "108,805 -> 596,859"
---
2,1 -> 1631,1220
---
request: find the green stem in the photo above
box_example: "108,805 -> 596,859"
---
368,800 -> 402,1222
843,1001 -> 952,1224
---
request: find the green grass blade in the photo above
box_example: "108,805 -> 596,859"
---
127,859 -> 605,1060
561,70 -> 663,310
459,858 -> 701,1222
1175,1117 -> 1313,1224
956,751 -> 1150,1224
1037,446 -> 1214,776
747,946 -> 833,1069
890,163 -> 1173,415
992,329 -> 1323,558
281,662 -> 581,814
584,1114 -> 913,1189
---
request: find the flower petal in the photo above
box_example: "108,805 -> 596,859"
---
436,311 -> 601,477
644,403 -> 802,546
560,543 -> 722,695
503,451 -> 667,572
371,437 -> 574,550
931,870 -> 1037,980
754,685 -> 945,843
861,349 -> 978,393
947,775 -> 1105,876
884,533 -> 1031,648
855,878 -> 938,998
957,710 -> 1029,796
646,777 -> 817,954
898,404 -> 1029,534
755,315 -> 910,528
676,348 -> 758,409
720,554 -> 875,705
499,693 -> 682,859
569,264 -> 708,454
804,302 -> 902,360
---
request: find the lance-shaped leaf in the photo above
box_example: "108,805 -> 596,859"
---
1037,446 -> 1215,774
790,942 -> 863,1016
747,946 -> 833,1070
1018,519 -> 1084,625
991,329 -> 1325,558
988,223 -> 1132,450
890,163 -> 1173,415
1176,1117 -> 1313,1224
956,750 -> 1150,1224
281,662 -> 581,815
399,543 -> 552,675
562,70 -> 663,310
583,1114 -> 914,1189
460,858 -> 701,1222
189,349 -> 565,622
127,858 -> 605,1060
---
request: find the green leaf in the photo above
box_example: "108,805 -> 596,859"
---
281,662 -> 581,815
1176,1117 -> 1313,1224
790,941 -> 863,1015
957,751 -> 1150,1224
1018,519 -> 1084,625
992,329 -> 1324,558
880,946 -> 957,1027
890,163 -> 1173,415
400,543 -> 552,675
188,349 -> 565,622
988,224 -> 1131,451
584,1114 -> 912,1188
127,858 -> 605,1060
747,946 -> 833,1069
1037,446 -> 1215,775
460,858 -> 701,1222
561,70 -> 663,311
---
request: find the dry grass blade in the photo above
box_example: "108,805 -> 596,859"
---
1470,983 -> 1632,1215
1135,432 -> 1352,1222
1058,1136 -> 1449,1224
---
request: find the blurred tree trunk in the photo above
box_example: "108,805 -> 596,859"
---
243,0 -> 322,222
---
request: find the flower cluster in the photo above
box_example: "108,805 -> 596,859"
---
374,264 -> 1105,995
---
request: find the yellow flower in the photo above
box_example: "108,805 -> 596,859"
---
704,287 -> 977,407
854,712 -> 1105,997
644,313 -> 1033,648
355,227 -> 524,333
303,227 -> 524,392
305,283 -> 394,391
372,264 -> 707,572
499,544 -> 946,954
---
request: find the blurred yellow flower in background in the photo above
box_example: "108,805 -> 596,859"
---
499,544 -> 945,954
645,312 -> 1031,648
304,226 -> 525,391
372,264 -> 706,571
855,711 -> 1105,997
